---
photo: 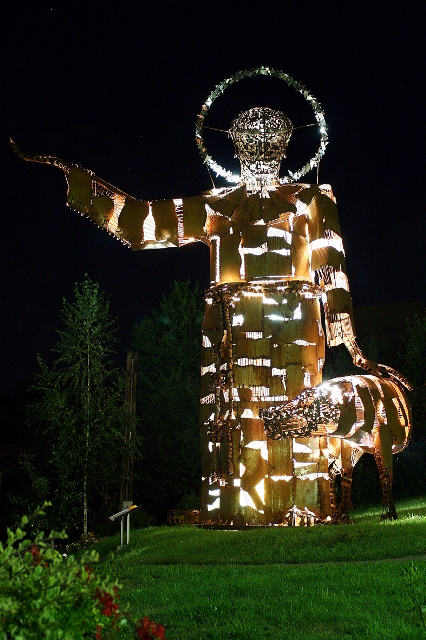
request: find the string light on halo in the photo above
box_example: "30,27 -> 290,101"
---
195,66 -> 328,185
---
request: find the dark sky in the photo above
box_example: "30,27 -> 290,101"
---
1,2 -> 424,396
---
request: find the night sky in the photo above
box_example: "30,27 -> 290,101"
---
1,2 -> 424,397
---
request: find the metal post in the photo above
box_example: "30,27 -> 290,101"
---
109,504 -> 139,548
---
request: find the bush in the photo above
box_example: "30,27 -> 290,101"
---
0,503 -> 165,639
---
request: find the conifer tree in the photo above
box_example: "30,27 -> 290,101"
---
26,275 -> 132,534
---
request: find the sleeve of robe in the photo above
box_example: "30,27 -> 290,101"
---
305,188 -> 356,347
9,140 -> 208,251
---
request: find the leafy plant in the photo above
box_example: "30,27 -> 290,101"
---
0,503 -> 166,639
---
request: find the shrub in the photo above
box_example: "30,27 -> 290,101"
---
0,504 -> 165,639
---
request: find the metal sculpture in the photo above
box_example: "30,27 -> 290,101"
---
10,67 -> 412,525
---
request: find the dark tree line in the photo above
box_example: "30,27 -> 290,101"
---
131,280 -> 203,523
1,276 -> 135,536
0,277 -> 203,536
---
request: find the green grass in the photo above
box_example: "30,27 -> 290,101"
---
93,498 -> 426,639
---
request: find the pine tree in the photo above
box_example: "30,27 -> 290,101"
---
26,275 -> 133,535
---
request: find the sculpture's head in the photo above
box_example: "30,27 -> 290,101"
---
229,107 -> 293,190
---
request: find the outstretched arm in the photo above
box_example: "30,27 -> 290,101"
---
9,140 -> 208,250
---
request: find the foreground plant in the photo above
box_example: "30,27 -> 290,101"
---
0,504 -> 165,639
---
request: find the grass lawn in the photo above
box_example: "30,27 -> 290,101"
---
93,498 -> 426,639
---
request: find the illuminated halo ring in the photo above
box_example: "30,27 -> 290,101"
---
195,66 -> 328,184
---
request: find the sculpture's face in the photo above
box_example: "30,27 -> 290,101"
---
229,107 -> 293,166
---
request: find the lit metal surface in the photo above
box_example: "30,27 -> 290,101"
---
229,107 -> 293,191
